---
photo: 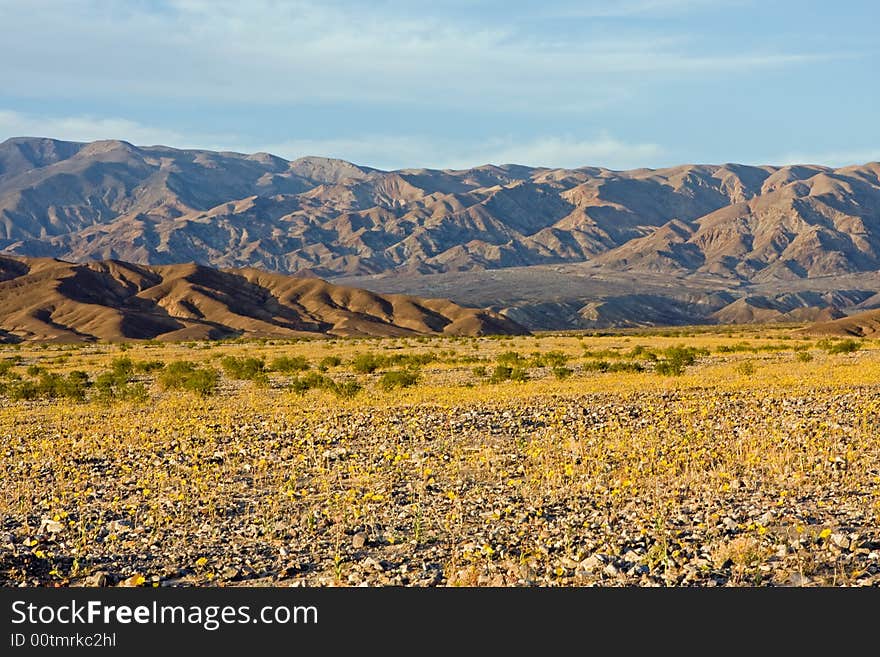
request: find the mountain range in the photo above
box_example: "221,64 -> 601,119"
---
2,136 -> 880,330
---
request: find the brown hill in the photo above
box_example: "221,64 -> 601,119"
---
0,256 -> 526,342
804,309 -> 880,337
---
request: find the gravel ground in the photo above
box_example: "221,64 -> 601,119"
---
2,385 -> 879,587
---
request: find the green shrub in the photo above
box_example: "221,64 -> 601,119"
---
489,364 -> 528,383
543,351 -> 569,367
819,338 -> 861,354
552,366 -> 573,380
472,365 -> 487,378
270,356 -> 310,373
318,356 -> 342,370
735,360 -> 756,376
133,359 -> 165,373
94,368 -> 147,402
181,368 -> 220,396
8,380 -> 39,401
220,356 -> 265,380
110,357 -> 134,377
332,380 -> 362,399
379,369 -> 419,390
654,345 -> 706,376
385,353 -> 436,368
26,364 -> 43,377
289,372 -> 361,398
796,351 -> 813,362
289,372 -> 334,395
158,361 -> 219,396
496,351 -> 525,366
351,353 -> 384,374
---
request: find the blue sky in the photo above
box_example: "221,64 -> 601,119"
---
0,0 -> 877,170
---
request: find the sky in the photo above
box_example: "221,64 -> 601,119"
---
0,0 -> 877,170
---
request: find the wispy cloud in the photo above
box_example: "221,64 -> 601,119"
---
0,108 -> 664,170
0,0 -> 832,111
553,0 -> 747,18
214,133 -> 664,170
774,148 -> 880,167
0,110 -> 234,150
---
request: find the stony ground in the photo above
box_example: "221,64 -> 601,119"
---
3,375 -> 879,587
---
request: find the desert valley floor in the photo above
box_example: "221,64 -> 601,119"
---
1,326 -> 879,587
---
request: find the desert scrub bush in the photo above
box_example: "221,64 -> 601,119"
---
654,345 -> 706,376
496,351 -> 525,366
471,365 -> 488,378
351,353 -> 385,374
489,364 -> 528,383
133,359 -> 165,373
289,372 -> 361,398
158,360 -> 219,396
385,352 -> 436,368
818,338 -> 861,354
7,379 -> 40,401
332,380 -> 362,399
582,360 -> 645,374
379,369 -> 420,390
735,360 -> 756,376
796,351 -> 814,362
552,366 -> 573,380
270,355 -> 310,373
0,358 -> 16,377
289,372 -> 333,394
542,351 -> 569,367
26,364 -> 43,377
318,355 -> 342,371
94,369 -> 147,403
625,344 -> 657,360
220,356 -> 265,380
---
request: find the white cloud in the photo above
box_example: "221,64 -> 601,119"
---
471,135 -> 663,170
0,108 -> 664,170
774,149 -> 880,167
0,0 -> 831,111
260,133 -> 663,170
566,0 -> 747,16
0,110 -> 200,147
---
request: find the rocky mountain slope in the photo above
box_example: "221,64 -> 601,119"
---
0,255 -> 525,342
2,137 -> 879,329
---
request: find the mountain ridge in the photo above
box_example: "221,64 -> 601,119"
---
2,137 -> 880,329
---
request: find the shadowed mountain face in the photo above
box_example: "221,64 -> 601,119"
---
0,256 -> 526,342
2,137 -> 880,329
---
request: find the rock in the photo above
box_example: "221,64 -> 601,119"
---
84,572 -> 111,587
603,563 -> 619,577
277,564 -> 300,579
579,554 -> 604,573
559,556 -> 579,569
107,519 -> 132,534
118,574 -> 146,587
351,532 -> 367,549
0,532 -> 15,548
830,533 -> 850,550
39,517 -> 63,534
787,573 -> 811,586
361,557 -> 383,572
